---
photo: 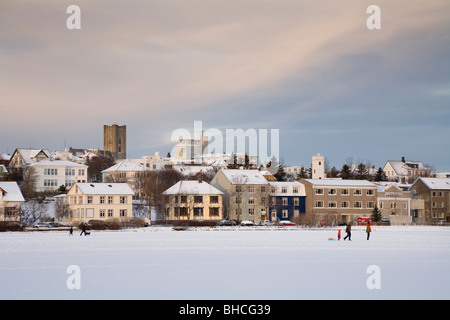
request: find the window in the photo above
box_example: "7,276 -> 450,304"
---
181,196 -> 187,203
315,201 -> 324,208
100,196 -> 105,204
366,189 -> 374,196
248,198 -> 254,205
87,196 -> 93,204
282,197 -> 288,205
281,187 -> 287,194
120,209 -> 127,217
354,201 -> 362,208
108,209 -> 113,217
248,186 -> 255,192
354,190 -> 362,196
366,202 -> 374,208
108,196 -> 113,204
294,197 -> 299,206
293,187 -> 298,194
194,207 -> 203,217
210,196 -> 219,204
194,196 -> 203,204
100,209 -> 105,218
86,208 -> 94,218
282,209 -> 288,218
260,186 -> 266,193
341,201 -> 349,208
328,189 -> 336,195
315,189 -> 324,195
120,196 -> 127,204
248,208 -> 255,215
341,189 -> 349,195
328,201 -> 337,208
209,207 -> 219,216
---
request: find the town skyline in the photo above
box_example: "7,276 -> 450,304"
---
1,1 -> 449,171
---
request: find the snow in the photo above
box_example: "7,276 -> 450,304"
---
163,180 -> 224,195
1,226 -> 449,300
220,169 -> 269,185
74,183 -> 134,195
0,181 -> 25,202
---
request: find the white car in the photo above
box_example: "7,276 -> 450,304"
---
240,220 -> 256,226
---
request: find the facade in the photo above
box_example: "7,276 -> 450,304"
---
0,182 -> 25,221
67,183 -> 134,222
29,160 -> 88,191
210,169 -> 269,223
268,181 -> 306,222
172,137 -> 208,165
300,179 -> 377,225
376,182 -> 412,225
409,177 -> 450,224
162,180 -> 223,221
383,159 -> 433,184
104,124 -> 127,160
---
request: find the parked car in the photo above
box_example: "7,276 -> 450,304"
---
33,222 -> 51,228
240,220 -> 256,226
381,217 -> 390,224
278,220 -> 296,226
438,220 -> 447,225
258,220 -> 275,227
218,220 -> 234,226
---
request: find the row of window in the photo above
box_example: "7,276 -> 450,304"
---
235,197 -> 301,205
315,201 -> 375,209
70,208 -> 128,219
44,168 -> 86,176
315,188 -> 375,196
168,207 -> 220,217
69,196 -> 129,205
43,179 -> 85,187
170,196 -> 219,204
235,186 -> 301,194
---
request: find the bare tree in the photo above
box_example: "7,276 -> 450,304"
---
20,166 -> 38,200
21,200 -> 48,226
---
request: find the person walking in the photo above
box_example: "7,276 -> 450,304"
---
80,223 -> 87,236
337,229 -> 341,240
344,223 -> 351,241
366,222 -> 371,240
69,226 -> 73,236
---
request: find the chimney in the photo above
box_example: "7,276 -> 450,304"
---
401,156 -> 405,163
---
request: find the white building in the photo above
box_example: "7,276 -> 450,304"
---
29,159 -> 88,192
0,181 -> 25,221
312,153 -> 325,179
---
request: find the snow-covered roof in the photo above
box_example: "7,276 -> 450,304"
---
29,159 -> 87,167
269,181 -> 306,196
102,161 -> 147,173
73,183 -> 134,195
220,169 -> 269,185
416,177 -> 450,190
163,180 -> 223,195
15,148 -> 50,164
173,165 -> 214,176
303,179 -> 376,187
0,153 -> 11,161
0,182 -> 25,202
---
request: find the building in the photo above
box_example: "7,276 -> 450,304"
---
162,180 -> 223,222
104,124 -> 127,160
8,148 -> 50,169
210,169 -> 269,223
268,181 -> 306,222
300,179 -> 377,225
383,158 -> 433,184
0,181 -> 25,221
101,160 -> 148,199
409,177 -> 450,224
312,153 -> 325,179
66,183 -> 134,222
375,182 -> 412,225
172,137 -> 208,165
29,159 -> 88,192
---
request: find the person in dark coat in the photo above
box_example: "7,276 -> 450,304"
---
344,223 -> 352,241
69,226 -> 73,236
80,223 -> 87,236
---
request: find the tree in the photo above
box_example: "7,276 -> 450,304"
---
356,163 -> 368,180
85,155 -> 115,182
371,206 -> 382,223
20,166 -> 38,199
375,167 -> 387,182
340,164 -> 351,179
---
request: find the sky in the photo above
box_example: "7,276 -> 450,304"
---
1,0 -> 449,171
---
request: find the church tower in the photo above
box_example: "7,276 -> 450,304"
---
312,153 -> 325,179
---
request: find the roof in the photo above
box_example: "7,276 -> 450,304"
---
14,148 -> 50,164
416,177 -> 450,190
72,183 -> 134,195
220,169 -> 269,185
268,181 -> 306,196
102,160 -> 147,173
29,159 -> 87,167
163,180 -> 224,195
0,182 -> 25,202
303,179 -> 376,187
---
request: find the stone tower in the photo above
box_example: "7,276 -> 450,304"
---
104,124 -> 126,160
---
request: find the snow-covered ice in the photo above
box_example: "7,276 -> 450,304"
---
1,226 -> 449,300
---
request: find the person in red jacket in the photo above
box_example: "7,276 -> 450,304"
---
366,222 -> 372,240
337,229 -> 341,240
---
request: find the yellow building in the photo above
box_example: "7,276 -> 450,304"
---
67,183 -> 134,222
162,180 -> 223,221
0,182 -> 25,221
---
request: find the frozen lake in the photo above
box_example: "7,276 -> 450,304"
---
1,226 -> 449,300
